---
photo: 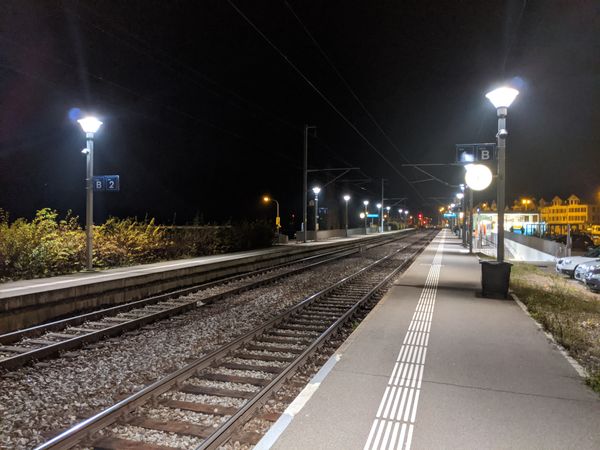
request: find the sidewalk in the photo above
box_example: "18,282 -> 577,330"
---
262,229 -> 600,449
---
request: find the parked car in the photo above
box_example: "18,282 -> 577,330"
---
584,267 -> 600,292
556,246 -> 600,277
574,260 -> 600,281
554,233 -> 595,251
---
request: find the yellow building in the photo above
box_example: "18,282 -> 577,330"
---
539,195 -> 600,233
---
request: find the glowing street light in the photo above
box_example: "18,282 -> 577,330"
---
312,187 -> 321,241
465,164 -> 493,191
77,116 -> 103,271
486,86 -> 519,262
343,195 -> 351,237
262,196 -> 280,233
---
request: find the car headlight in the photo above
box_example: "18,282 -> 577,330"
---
564,259 -> 572,265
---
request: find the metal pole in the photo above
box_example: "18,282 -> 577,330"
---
380,179 -> 384,233
345,200 -> 349,237
468,188 -> 474,254
314,193 -> 319,242
497,108 -> 507,262
462,195 -> 467,246
274,199 -> 280,235
85,133 -> 94,271
303,125 -> 308,243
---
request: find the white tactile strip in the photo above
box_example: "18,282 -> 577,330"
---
364,233 -> 445,450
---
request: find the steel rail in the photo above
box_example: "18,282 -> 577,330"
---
0,248 -> 358,371
0,233 -> 411,371
0,245 -> 355,345
34,231 -> 433,450
197,235 -> 431,449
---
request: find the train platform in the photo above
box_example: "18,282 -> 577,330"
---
259,229 -> 600,450
0,231 -> 402,333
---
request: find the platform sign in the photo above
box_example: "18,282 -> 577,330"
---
456,143 -> 496,164
92,176 -> 106,191
443,213 -> 457,218
105,175 -> 120,192
366,213 -> 379,218
93,175 -> 120,192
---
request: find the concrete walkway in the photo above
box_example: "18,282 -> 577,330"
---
261,229 -> 600,450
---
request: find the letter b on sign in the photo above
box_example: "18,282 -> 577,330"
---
480,150 -> 490,160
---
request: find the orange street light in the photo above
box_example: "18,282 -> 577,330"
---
262,195 -> 280,231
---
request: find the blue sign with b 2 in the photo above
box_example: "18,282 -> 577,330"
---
93,175 -> 120,192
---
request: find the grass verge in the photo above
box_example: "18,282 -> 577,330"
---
510,263 -> 600,393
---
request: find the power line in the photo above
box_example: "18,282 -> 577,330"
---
227,0 -> 427,202
284,0 -> 456,190
62,3 -> 355,173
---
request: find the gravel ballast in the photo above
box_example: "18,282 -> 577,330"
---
0,236 -> 424,449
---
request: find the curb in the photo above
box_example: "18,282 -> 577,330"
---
510,290 -> 588,379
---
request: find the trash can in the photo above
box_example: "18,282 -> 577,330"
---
480,261 -> 512,298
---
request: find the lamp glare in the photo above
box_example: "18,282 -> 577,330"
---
78,116 -> 103,133
465,164 -> 493,191
485,87 -> 519,109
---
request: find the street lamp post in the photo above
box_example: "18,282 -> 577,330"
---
457,190 -> 465,246
262,196 -> 280,234
385,206 -> 390,232
78,116 -> 103,271
486,86 -> 519,262
376,203 -> 382,233
303,125 -> 316,243
398,209 -> 403,229
313,186 -> 321,241
343,195 -> 351,237
363,200 -> 369,234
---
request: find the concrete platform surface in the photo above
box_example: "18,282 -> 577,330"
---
261,229 -> 600,450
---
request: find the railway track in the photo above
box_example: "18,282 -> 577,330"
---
35,230 -> 436,450
0,232 -> 411,372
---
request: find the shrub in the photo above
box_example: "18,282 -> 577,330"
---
0,210 -> 273,281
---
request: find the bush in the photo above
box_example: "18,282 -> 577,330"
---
0,208 -> 85,280
0,210 -> 273,281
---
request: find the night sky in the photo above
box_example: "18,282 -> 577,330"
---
1,1 -> 598,231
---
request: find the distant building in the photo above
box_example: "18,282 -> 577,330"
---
539,195 -> 600,234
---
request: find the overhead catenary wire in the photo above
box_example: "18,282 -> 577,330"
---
284,0 -> 457,193
227,0 -> 428,203
61,2 -> 357,173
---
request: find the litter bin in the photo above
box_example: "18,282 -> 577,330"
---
480,261 -> 512,298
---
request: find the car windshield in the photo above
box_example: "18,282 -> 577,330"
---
584,247 -> 600,257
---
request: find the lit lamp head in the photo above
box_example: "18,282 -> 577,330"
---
404,210 -> 409,215
263,196 -> 270,203
456,192 -> 464,200
312,187 -> 321,196
359,212 -> 366,219
399,209 -> 403,214
343,195 -> 351,202
485,87 -> 519,117
450,203 -> 456,208
464,164 -> 493,191
386,206 -> 390,211
78,116 -> 103,135
376,203 -> 382,209
363,200 -> 369,206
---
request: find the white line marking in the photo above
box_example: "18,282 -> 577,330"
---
364,232 -> 446,450
254,353 -> 341,450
